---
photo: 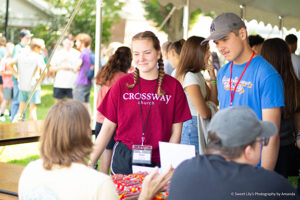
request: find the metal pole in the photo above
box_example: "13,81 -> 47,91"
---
240,4 -> 246,20
279,16 -> 284,38
183,0 -> 190,39
158,6 -> 177,31
93,0 -> 103,127
4,0 -> 9,38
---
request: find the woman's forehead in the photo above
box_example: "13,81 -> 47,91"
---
132,39 -> 154,48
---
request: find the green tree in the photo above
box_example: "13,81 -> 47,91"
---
32,0 -> 124,49
143,0 -> 203,41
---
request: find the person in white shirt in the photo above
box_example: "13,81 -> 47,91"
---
19,100 -> 173,200
285,34 -> 300,80
50,34 -> 81,103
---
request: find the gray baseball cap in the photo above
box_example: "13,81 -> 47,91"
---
201,12 -> 246,45
20,29 -> 33,38
207,106 -> 276,147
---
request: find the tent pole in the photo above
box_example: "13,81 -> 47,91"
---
93,0 -> 103,128
279,16 -> 284,38
158,6 -> 176,31
240,4 -> 246,20
183,0 -> 190,39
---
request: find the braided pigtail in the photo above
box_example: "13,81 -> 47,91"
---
157,55 -> 165,96
126,67 -> 139,89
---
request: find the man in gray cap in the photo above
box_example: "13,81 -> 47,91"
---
168,106 -> 299,200
9,29 -> 32,122
201,13 -> 284,170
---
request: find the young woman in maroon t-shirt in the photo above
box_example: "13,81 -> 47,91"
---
89,31 -> 191,175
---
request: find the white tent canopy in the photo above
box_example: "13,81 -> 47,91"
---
157,0 -> 300,31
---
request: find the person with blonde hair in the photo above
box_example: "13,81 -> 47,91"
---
73,33 -> 93,115
89,31 -> 191,175
19,100 -> 173,200
8,38 -> 46,122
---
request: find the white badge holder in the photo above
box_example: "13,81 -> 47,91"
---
132,144 -> 152,165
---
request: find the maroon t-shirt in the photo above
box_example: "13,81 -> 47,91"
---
99,73 -> 191,164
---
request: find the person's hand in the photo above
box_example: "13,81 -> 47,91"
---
205,60 -> 216,81
138,166 -> 174,200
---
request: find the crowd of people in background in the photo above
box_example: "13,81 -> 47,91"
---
0,30 -> 98,123
1,11 -> 300,199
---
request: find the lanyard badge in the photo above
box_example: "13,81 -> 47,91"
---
132,77 -> 158,165
132,144 -> 152,164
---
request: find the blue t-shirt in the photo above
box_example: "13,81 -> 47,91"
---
217,55 -> 284,120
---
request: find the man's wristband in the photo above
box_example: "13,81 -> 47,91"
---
210,80 -> 217,85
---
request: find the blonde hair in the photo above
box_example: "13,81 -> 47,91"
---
40,100 -> 92,170
30,38 -> 45,50
75,33 -> 92,48
127,31 -> 165,96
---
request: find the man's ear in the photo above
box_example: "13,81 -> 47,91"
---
239,27 -> 248,41
243,145 -> 254,161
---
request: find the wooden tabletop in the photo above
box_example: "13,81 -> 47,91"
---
0,162 -> 24,199
0,120 -> 43,146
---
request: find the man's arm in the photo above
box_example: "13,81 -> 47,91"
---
261,107 -> 281,170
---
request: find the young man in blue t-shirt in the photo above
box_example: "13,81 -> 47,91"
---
201,13 -> 284,170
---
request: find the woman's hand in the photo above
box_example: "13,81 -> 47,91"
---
138,167 -> 174,200
205,60 -> 216,81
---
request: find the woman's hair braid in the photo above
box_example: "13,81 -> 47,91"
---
126,67 -> 139,89
157,55 -> 165,96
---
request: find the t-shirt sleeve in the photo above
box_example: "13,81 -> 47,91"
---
182,72 -> 200,88
98,81 -> 120,123
260,73 -> 284,109
173,81 -> 192,123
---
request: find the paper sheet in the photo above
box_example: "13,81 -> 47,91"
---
159,141 -> 195,171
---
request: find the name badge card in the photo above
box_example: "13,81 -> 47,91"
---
132,145 -> 152,164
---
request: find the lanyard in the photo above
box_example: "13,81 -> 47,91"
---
229,51 -> 255,106
138,77 -> 158,145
